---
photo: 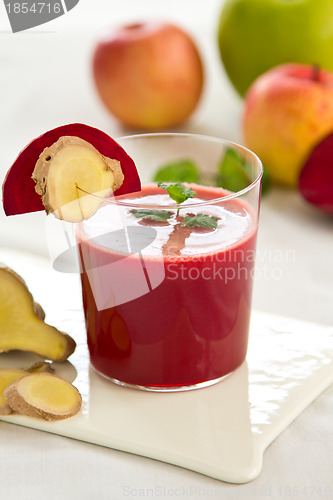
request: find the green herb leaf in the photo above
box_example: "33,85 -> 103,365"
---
157,182 -> 197,205
153,159 -> 200,183
216,147 -> 252,192
131,209 -> 172,221
261,166 -> 271,196
182,213 -> 218,229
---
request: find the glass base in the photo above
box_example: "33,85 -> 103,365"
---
92,364 -> 232,392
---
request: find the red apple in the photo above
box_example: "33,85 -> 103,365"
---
243,63 -> 333,188
299,132 -> 333,215
92,22 -> 204,129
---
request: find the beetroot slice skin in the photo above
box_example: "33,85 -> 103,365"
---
299,133 -> 333,215
2,123 -> 141,216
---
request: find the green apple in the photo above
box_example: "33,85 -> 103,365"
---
218,0 -> 333,96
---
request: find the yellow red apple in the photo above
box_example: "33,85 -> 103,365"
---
243,63 -> 333,187
92,22 -> 204,130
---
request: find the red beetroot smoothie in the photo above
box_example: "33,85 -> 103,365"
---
76,184 -> 258,389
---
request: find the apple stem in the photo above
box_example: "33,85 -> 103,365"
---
313,64 -> 320,82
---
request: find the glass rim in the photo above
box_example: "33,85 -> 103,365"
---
83,133 -> 263,210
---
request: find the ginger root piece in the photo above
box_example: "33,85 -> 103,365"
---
32,136 -> 124,222
0,265 -> 75,362
0,369 -> 26,415
0,263 -> 46,321
26,361 -> 55,374
33,302 -> 46,321
4,373 -> 82,421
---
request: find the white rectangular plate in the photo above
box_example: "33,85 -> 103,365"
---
0,249 -> 332,483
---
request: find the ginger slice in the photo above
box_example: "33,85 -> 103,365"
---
4,373 -> 82,421
0,369 -> 26,415
32,136 -> 124,222
0,363 -> 54,415
0,265 -> 75,362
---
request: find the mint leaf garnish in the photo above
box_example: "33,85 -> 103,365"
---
153,159 -> 200,183
131,209 -> 172,221
157,182 -> 197,205
183,213 -> 218,229
216,147 -> 252,192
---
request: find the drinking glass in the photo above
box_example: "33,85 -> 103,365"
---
76,133 -> 263,391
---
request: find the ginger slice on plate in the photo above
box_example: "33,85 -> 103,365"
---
4,372 -> 82,421
32,136 -> 124,222
0,369 -> 26,415
0,264 -> 75,362
0,363 -> 54,415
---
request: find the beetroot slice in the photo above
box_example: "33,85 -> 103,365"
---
2,123 -> 141,216
299,133 -> 333,215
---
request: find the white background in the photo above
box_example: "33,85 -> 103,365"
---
0,1 -> 333,498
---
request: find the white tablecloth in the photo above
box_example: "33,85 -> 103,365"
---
1,1 -> 333,498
